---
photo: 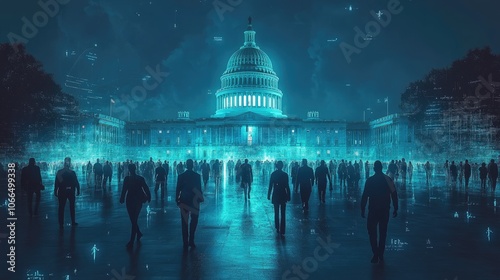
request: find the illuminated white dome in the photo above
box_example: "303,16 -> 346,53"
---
213,18 -> 285,118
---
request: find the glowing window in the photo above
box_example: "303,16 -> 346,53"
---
263,97 -> 266,107
258,96 -> 261,107
252,96 -> 256,106
239,96 -> 242,106
244,95 -> 247,106
230,96 -> 233,107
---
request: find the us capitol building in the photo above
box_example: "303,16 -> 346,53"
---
31,19 -> 415,162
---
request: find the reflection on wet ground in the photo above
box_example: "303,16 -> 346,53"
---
1,171 -> 499,279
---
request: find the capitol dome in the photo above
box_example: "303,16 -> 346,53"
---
213,18 -> 285,118
224,47 -> 275,75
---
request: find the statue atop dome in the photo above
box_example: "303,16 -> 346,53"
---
248,16 -> 252,25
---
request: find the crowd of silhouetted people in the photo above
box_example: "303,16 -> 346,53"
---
2,155 -> 498,262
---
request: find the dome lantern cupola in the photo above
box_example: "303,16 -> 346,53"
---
244,17 -> 256,47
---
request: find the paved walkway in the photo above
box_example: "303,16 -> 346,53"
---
1,171 -> 499,280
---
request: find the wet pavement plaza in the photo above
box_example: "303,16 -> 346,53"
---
1,171 -> 499,280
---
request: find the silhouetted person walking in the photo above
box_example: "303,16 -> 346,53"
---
21,158 -> 43,217
488,159 -> 498,192
291,162 -> 299,193
213,159 -> 221,189
315,160 -> 331,204
103,161 -> 112,189
93,159 -> 103,190
120,164 -> 151,249
200,160 -> 209,190
464,160 -> 471,188
408,161 -> 413,184
86,161 -> 92,187
268,161 -> 291,238
154,163 -> 167,200
117,162 -> 123,182
361,160 -> 398,264
450,161 -> 458,184
479,163 -> 488,190
400,159 -> 407,182
297,159 -> 314,212
425,161 -> 432,184
240,159 -> 253,199
54,157 -> 80,229
176,159 -> 204,250
338,160 -> 346,188
387,160 -> 397,181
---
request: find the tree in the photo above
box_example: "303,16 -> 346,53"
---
401,47 -> 500,118
0,43 -> 79,156
400,47 -> 500,159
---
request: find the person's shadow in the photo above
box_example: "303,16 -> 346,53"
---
371,263 -> 385,280
126,242 -> 141,277
180,247 -> 204,279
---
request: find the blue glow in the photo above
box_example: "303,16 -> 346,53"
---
387,238 -> 409,251
91,244 -> 99,262
486,227 -> 493,241
26,270 -> 44,280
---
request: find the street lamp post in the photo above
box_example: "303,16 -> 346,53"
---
363,108 -> 372,122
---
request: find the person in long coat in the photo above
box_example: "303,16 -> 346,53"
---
120,164 -> 151,249
268,161 -> 291,237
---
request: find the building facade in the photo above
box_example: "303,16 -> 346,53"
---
119,20 -> 379,162
33,19 -> 489,163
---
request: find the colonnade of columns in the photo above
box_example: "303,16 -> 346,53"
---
216,93 -> 282,111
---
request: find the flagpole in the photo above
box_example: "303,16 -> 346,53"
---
386,97 -> 389,116
110,99 -> 114,117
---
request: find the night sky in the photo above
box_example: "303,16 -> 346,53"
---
1,0 -> 499,121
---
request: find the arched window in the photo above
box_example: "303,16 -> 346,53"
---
239,95 -> 242,106
258,96 -> 261,107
